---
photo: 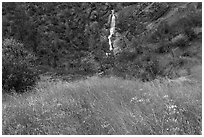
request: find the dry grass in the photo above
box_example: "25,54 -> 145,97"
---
2,75 -> 202,135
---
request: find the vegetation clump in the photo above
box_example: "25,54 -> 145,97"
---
2,38 -> 39,93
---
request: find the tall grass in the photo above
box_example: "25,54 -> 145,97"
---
2,76 -> 202,135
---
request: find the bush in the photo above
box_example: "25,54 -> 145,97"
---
111,48 -> 160,81
80,53 -> 101,74
2,38 -> 39,93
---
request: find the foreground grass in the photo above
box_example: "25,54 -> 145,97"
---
2,76 -> 202,135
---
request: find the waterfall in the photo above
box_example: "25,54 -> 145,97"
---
108,10 -> 116,51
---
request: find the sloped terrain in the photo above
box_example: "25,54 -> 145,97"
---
110,2 -> 202,81
2,2 -> 202,135
2,2 -> 202,90
2,76 -> 202,135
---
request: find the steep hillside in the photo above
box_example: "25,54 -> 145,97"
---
2,3 -> 202,135
110,2 -> 202,80
2,2 -> 202,92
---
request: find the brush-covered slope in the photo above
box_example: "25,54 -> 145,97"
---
111,2 -> 202,80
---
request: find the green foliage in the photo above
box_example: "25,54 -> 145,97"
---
3,76 -> 202,135
2,38 -> 39,93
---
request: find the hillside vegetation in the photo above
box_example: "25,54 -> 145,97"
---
2,2 -> 202,135
2,76 -> 202,135
2,2 -> 202,93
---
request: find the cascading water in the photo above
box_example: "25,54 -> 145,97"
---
108,10 -> 116,51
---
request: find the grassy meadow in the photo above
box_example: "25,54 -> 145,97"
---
2,74 -> 202,135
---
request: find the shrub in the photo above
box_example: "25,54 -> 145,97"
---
113,50 -> 160,81
2,38 -> 39,93
80,53 -> 101,74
